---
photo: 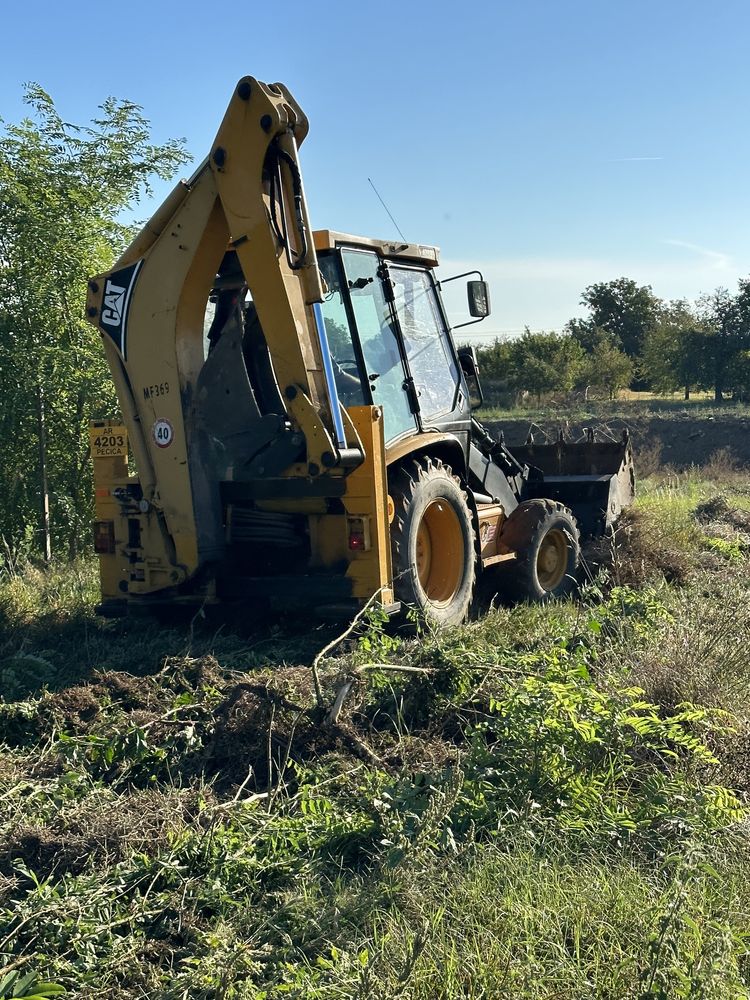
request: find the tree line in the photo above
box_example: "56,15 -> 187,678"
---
476,276 -> 750,404
0,85 -> 188,561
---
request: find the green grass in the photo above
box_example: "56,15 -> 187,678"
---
3,464 -> 750,997
0,559 -> 343,699
477,395 -> 750,424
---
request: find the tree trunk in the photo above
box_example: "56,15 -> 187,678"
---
36,384 -> 52,562
67,390 -> 87,560
684,386 -> 690,400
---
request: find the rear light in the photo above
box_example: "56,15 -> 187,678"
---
347,516 -> 371,552
349,532 -> 365,551
93,520 -> 116,555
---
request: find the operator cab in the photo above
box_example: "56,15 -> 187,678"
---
313,231 -> 485,446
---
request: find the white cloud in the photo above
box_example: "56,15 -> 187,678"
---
661,239 -> 732,271
440,246 -> 748,338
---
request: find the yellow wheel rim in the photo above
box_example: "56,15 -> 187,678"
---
536,528 -> 569,591
415,500 -> 464,606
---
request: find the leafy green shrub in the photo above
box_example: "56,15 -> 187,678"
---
638,847 -> 748,998
370,640 -> 742,865
0,655 -> 57,701
0,972 -> 64,999
591,584 -> 673,637
467,660 -> 740,849
700,535 -> 745,563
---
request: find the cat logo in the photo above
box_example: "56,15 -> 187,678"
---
98,260 -> 142,360
101,279 -> 127,327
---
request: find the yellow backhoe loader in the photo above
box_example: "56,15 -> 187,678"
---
86,76 -> 634,625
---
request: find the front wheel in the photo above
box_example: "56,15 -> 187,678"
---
389,457 -> 476,626
498,500 -> 580,602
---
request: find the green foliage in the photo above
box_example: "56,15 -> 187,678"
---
474,659 -> 739,848
640,284 -> 750,403
637,848 -> 748,999
354,606 -> 402,663
511,329 -> 585,398
577,276 -> 660,359
3,469 -> 750,996
700,535 -> 745,562
593,584 -> 674,636
0,972 -> 64,999
579,336 -> 633,398
477,329 -> 585,402
478,275 -> 750,409
375,634 -> 740,858
0,84 -> 189,558
642,300 -> 705,397
694,285 -> 750,402
566,317 -> 613,354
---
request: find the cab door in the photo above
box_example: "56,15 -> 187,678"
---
341,249 -> 418,445
388,264 -> 462,424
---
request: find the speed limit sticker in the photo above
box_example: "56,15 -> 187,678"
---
152,418 -> 174,449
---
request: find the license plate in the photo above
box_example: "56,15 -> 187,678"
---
90,424 -> 128,459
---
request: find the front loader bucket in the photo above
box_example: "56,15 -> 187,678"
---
512,430 -> 635,537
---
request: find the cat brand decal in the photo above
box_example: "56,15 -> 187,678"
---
98,261 -> 143,360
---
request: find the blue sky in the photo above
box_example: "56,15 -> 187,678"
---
2,0 -> 748,340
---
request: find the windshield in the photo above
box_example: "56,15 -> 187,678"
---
390,266 -> 460,422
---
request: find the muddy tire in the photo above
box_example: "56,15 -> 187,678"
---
389,457 -> 476,626
499,499 -> 580,602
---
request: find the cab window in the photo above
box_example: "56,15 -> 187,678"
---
341,249 -> 417,443
390,266 -> 460,422
318,254 -> 367,406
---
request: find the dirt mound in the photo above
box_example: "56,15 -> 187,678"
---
585,507 -> 693,588
694,495 -> 750,531
2,788 -> 199,880
486,414 -> 750,471
1,654 -> 390,806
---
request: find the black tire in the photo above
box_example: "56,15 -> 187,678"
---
389,457 -> 476,626
499,499 -> 580,602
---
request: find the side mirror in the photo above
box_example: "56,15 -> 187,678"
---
467,280 -> 491,319
439,270 -> 491,329
457,346 -> 484,410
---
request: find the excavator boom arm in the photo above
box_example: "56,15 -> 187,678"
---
86,78 -> 385,603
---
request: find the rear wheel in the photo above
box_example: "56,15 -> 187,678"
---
499,500 -> 580,602
390,457 -> 476,626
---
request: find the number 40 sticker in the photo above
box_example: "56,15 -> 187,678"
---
152,418 -> 174,449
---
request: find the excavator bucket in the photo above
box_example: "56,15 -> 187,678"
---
512,430 -> 635,537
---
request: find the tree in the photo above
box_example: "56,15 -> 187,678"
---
577,278 -> 660,360
695,288 -> 746,402
476,337 -> 514,381
565,318 -> 615,354
0,85 -> 189,558
579,338 -> 633,400
642,300 -> 705,399
506,329 -> 584,401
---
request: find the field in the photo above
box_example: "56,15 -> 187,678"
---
3,404 -> 750,998
482,396 -> 750,472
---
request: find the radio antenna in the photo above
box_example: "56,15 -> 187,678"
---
368,177 -> 407,242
